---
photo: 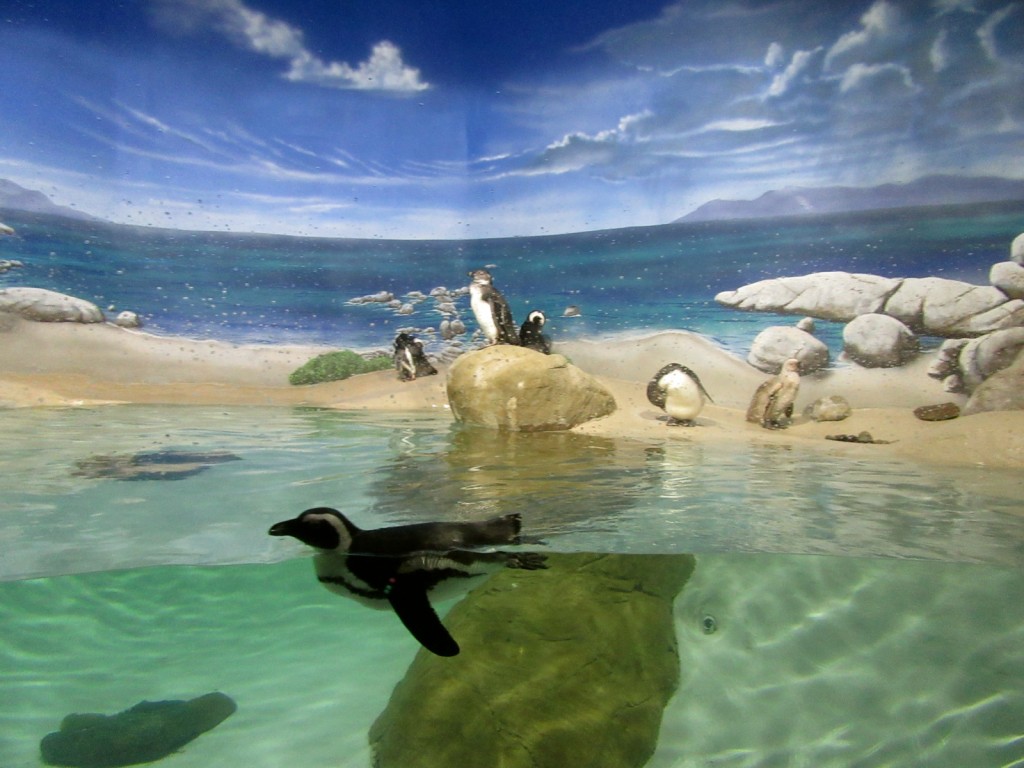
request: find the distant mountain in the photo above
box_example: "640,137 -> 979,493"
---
0,178 -> 100,222
677,175 -> 1024,223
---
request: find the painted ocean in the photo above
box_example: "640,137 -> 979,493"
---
3,201 -> 1023,356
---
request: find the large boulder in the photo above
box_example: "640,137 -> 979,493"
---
990,261 -> 1024,300
963,346 -> 1024,415
956,327 -> 1024,393
747,325 -> 829,374
446,345 -> 616,431
842,313 -> 918,368
370,553 -> 695,768
1011,232 -> 1024,264
716,272 -> 895,320
716,272 -> 1024,337
0,287 -> 104,323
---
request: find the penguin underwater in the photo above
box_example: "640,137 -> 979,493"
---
646,363 -> 714,426
519,310 -> 551,354
468,268 -> 519,345
268,509 -> 546,656
392,332 -> 438,381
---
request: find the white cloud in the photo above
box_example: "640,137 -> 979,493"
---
700,118 -> 779,132
977,4 -> 1019,62
767,48 -> 821,97
152,0 -> 429,93
765,42 -> 786,68
824,0 -> 904,71
839,62 -> 916,93
930,28 -> 951,71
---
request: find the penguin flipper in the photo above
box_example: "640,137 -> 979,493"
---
387,580 -> 460,657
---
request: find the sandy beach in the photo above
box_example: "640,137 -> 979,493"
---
2,315 -> 1022,471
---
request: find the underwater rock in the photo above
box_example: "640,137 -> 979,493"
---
747,325 -> 829,373
842,313 -> 918,368
805,394 -> 851,422
716,271 -> 1024,337
0,287 -> 104,323
913,402 -> 961,421
73,450 -> 241,481
40,692 -> 236,768
446,345 -> 615,431
370,553 -> 695,768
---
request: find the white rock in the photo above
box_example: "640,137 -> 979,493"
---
715,272 -> 896,320
747,325 -> 829,374
956,327 -> 1024,393
0,287 -> 104,323
990,261 -> 1024,300
795,317 -> 816,333
115,310 -> 142,328
1011,232 -> 1024,264
842,313 -> 919,368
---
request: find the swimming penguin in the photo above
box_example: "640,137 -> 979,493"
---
646,363 -> 714,426
268,509 -> 546,656
746,357 -> 801,429
519,310 -> 551,354
393,332 -> 438,381
468,269 -> 519,345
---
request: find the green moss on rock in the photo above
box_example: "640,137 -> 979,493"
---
288,350 -> 392,385
370,553 -> 695,768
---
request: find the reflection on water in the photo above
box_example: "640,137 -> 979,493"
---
1,406 -> 1023,582
1,405 -> 1023,766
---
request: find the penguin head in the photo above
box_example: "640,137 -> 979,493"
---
782,358 -> 800,373
468,269 -> 492,285
268,507 -> 358,552
394,332 -> 416,351
526,310 -> 545,328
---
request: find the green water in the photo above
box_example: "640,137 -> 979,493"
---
1,406 -> 1023,766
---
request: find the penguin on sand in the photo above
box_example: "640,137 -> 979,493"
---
519,310 -> 551,354
268,509 -> 546,656
393,332 -> 437,381
646,363 -> 714,426
468,269 -> 519,345
746,357 -> 801,429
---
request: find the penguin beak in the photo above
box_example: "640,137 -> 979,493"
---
268,519 -> 296,537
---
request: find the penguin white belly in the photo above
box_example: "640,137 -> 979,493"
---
470,292 -> 498,342
662,373 -> 704,421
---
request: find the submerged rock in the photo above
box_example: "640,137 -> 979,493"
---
446,345 -> 615,431
73,450 -> 241,481
0,287 -> 104,323
40,692 -> 236,768
370,553 -> 695,768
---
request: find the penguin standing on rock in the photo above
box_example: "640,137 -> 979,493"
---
646,363 -> 714,426
746,357 -> 801,429
268,509 -> 546,656
519,310 -> 551,354
393,332 -> 437,381
468,269 -> 519,345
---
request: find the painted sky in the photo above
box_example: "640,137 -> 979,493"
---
1,0 -> 1022,238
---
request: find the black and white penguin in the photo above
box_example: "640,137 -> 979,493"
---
518,310 -> 551,354
268,509 -> 546,656
746,357 -> 801,429
468,269 -> 519,345
393,332 -> 438,382
646,363 -> 714,426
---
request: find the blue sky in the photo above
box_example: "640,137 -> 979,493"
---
1,0 -> 1022,238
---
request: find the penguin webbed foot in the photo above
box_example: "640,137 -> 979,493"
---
666,418 -> 696,427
